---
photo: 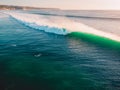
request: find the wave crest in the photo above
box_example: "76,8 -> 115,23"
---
6,12 -> 120,42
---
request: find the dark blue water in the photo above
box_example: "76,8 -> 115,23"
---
0,13 -> 120,90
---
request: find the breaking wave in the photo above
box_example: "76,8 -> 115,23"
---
6,12 -> 120,42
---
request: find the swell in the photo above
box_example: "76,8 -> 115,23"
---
6,12 -> 120,43
32,13 -> 120,20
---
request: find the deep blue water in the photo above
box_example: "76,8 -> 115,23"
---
0,11 -> 120,90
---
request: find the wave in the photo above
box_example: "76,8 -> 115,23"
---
6,12 -> 120,42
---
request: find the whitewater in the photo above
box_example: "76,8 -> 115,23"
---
5,12 -> 120,42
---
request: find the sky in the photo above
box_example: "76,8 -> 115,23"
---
0,0 -> 120,10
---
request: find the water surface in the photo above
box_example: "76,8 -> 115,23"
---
0,11 -> 120,90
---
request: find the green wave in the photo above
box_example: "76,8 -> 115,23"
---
68,32 -> 120,50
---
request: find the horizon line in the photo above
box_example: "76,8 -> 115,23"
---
0,4 -> 120,11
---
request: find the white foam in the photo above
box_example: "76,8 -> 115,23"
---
7,12 -> 120,42
7,12 -> 69,35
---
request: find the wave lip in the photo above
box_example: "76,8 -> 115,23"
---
7,12 -> 120,42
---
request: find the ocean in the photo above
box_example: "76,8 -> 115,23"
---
0,10 -> 120,90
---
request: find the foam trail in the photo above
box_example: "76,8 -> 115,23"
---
6,12 -> 120,42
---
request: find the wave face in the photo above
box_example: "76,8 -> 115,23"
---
7,12 -> 120,42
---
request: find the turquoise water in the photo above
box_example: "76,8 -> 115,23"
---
0,12 -> 120,90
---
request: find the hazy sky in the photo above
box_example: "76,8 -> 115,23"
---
0,0 -> 120,10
